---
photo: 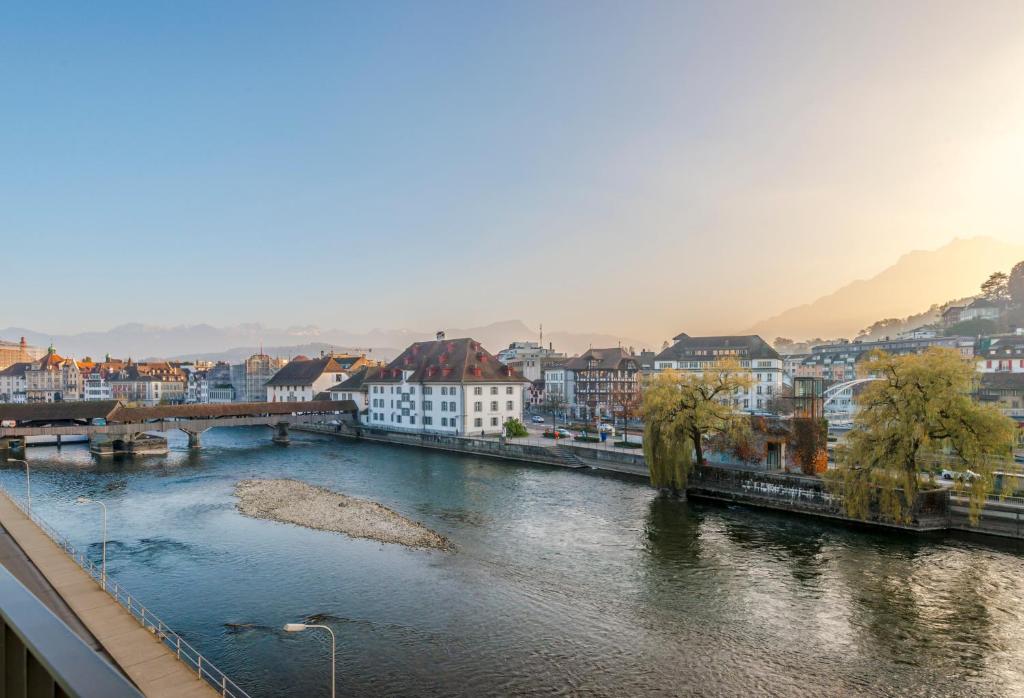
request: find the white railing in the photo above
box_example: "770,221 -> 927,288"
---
949,492 -> 1024,508
0,484 -> 251,698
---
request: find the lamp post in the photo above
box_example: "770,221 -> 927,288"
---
6,458 -> 29,513
76,497 -> 107,590
283,622 -> 335,698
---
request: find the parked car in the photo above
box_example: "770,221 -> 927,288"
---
531,415 -> 546,424
598,424 -> 616,435
941,469 -> 979,482
544,428 -> 572,438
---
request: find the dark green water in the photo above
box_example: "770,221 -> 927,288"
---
3,428 -> 1024,697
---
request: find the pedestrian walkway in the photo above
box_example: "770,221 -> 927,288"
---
0,490 -> 219,698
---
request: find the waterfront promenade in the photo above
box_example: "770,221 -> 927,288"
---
0,490 -> 219,697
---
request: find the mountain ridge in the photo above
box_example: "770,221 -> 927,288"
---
746,236 -> 1024,340
0,320 -> 651,362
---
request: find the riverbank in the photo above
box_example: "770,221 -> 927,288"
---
234,478 -> 451,551
299,424 -> 1024,541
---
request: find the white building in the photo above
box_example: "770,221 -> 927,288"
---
960,298 -> 1004,323
542,362 -> 574,410
364,333 -> 528,436
977,335 -> 1024,374
327,367 -> 370,419
653,333 -> 784,413
496,341 -> 566,382
265,354 -> 374,403
83,373 -> 112,401
0,362 -> 29,403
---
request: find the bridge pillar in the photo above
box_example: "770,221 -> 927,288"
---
272,422 -> 290,445
183,430 -> 205,449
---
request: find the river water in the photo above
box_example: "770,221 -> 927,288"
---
3,428 -> 1024,697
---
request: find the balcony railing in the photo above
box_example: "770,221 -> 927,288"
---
0,565 -> 143,697
0,483 -> 252,698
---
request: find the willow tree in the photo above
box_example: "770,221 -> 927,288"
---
830,348 -> 1016,523
642,361 -> 752,493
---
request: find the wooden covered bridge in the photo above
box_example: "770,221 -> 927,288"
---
0,399 -> 356,452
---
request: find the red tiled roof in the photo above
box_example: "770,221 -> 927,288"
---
367,338 -> 525,384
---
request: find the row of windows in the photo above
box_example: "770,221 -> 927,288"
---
371,384 -> 516,396
472,401 -> 514,411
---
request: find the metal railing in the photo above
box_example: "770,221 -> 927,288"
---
0,565 -> 144,697
949,491 -> 1024,508
0,483 -> 251,698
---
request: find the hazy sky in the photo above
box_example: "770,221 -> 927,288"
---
3,1 -> 1023,343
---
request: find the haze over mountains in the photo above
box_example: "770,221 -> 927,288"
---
0,321 -> 650,363
5,236 -> 1021,361
746,236 -> 1024,341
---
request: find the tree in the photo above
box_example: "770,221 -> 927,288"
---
541,391 -> 567,428
641,361 -> 752,493
945,318 -> 999,337
503,417 -> 528,437
829,348 -> 1016,523
789,418 -> 828,475
1008,261 -> 1024,306
981,271 -> 1009,302
614,393 -> 642,444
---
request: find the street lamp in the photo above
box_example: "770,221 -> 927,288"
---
76,497 -> 107,590
6,458 -> 29,513
283,622 -> 336,698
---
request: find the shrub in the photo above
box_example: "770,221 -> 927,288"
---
503,418 -> 529,437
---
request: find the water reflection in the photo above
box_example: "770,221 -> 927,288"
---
2,431 -> 1024,696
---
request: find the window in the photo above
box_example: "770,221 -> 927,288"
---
490,401 -> 498,411
506,386 -> 513,395
424,416 -> 432,425
441,387 -> 448,396
410,416 -> 416,424
441,402 -> 448,412
474,387 -> 482,395
449,401 -> 456,411
474,418 -> 482,427
410,387 -> 415,394
490,386 -> 498,395
424,387 -> 432,395
491,417 -> 498,426
506,401 -> 513,410
424,400 -> 433,410
474,401 -> 482,412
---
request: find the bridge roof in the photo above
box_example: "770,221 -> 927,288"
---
0,400 -> 356,425
0,401 -> 121,423
109,400 -> 356,422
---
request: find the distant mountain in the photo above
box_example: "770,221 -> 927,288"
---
0,320 -> 648,362
747,236 -> 1024,341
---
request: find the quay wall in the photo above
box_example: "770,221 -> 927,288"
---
294,424 -> 1024,540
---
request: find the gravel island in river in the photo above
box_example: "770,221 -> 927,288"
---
234,478 -> 451,551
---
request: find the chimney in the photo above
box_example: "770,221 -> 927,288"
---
436,330 -> 446,341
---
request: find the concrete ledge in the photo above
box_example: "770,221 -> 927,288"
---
0,490 -> 218,697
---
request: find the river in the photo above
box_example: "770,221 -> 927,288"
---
3,427 -> 1024,697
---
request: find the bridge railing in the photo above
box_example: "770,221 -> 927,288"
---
0,483 -> 252,698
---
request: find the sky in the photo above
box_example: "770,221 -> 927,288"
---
2,1 -> 1024,343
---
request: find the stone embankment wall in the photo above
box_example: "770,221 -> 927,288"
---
296,424 -> 1024,540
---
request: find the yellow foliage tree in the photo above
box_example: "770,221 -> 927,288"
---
642,361 -> 753,493
829,348 -> 1016,523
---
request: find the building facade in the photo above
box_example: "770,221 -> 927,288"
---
265,354 -> 379,403
565,347 -> 640,419
0,337 -> 45,372
654,334 -> 782,413
363,334 -> 527,435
